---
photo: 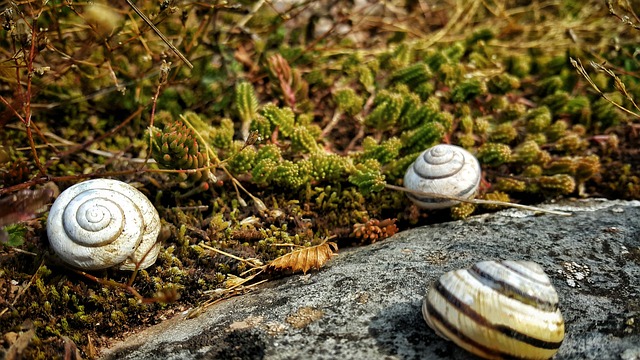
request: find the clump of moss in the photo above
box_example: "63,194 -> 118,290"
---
2,0 -> 640,357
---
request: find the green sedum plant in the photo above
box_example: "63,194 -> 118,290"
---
2,1 -> 638,357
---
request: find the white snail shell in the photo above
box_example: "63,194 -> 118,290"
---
422,260 -> 565,360
403,144 -> 481,209
46,179 -> 161,270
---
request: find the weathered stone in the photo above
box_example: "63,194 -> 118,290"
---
102,199 -> 640,360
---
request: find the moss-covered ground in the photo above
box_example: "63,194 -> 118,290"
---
1,0 -> 640,358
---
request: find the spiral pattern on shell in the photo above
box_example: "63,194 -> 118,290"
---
403,144 -> 481,209
46,179 -> 161,270
422,260 -> 565,360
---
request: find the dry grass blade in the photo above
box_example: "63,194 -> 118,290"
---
606,0 -> 640,30
124,0 -> 193,69
268,242 -> 338,274
384,184 -> 572,216
570,57 -> 640,119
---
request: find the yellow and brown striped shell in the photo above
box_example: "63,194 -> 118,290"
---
422,260 -> 565,360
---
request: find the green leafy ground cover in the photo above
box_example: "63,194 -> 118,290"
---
1,0 -> 640,358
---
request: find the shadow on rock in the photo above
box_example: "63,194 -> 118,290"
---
104,328 -> 268,360
367,300 -> 465,359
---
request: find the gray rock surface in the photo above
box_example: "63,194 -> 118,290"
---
102,199 -> 640,360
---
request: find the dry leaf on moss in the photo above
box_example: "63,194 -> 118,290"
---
268,242 -> 338,274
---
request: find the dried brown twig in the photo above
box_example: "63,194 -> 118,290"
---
124,0 -> 193,69
0,261 -> 45,319
606,0 -> 640,30
570,57 -> 640,120
75,270 -> 180,304
385,184 -> 572,216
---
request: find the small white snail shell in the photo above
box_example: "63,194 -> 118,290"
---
46,179 -> 161,270
403,144 -> 481,209
422,260 -> 565,360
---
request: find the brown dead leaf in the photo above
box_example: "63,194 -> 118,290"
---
0,187 -> 55,227
86,334 -> 97,359
63,336 -> 83,360
267,242 -> 338,274
5,329 -> 35,360
3,332 -> 18,346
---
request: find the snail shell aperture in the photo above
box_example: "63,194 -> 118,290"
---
422,260 -> 565,360
403,144 -> 481,209
46,179 -> 161,270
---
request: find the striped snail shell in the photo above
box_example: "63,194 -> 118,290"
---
404,144 -> 481,209
422,260 -> 565,360
46,179 -> 161,270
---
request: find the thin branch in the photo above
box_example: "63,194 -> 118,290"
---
606,0 -> 640,30
384,184 -> 572,216
142,60 -> 171,169
124,0 -> 193,69
0,170 -> 141,196
43,106 -> 145,168
0,260 -> 45,318
200,243 -> 264,267
570,57 -> 640,119
75,270 -> 144,301
36,131 -> 153,163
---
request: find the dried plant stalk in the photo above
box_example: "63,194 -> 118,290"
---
352,218 -> 398,243
268,242 -> 338,274
384,184 -> 572,216
569,57 -> 640,119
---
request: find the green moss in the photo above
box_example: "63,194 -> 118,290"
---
211,118 -> 235,150
506,54 -> 531,77
2,1 -> 639,356
359,137 -> 402,165
291,125 -> 321,154
477,143 -> 512,166
541,91 -> 571,113
349,160 -> 386,194
334,88 -> 364,116
450,78 -> 488,103
227,143 -> 257,174
451,202 -> 477,220
236,82 -> 259,125
489,122 -> 518,144
365,90 -> 404,131
564,96 -> 592,125
488,73 -> 521,94
513,141 -> 549,165
390,63 -> 433,90
384,152 -> 422,181
537,76 -> 564,96
536,174 -> 576,195
405,125 -> 446,155
525,106 -> 552,133
250,114 -> 273,139
1,223 -> 27,247
260,104 -> 296,137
